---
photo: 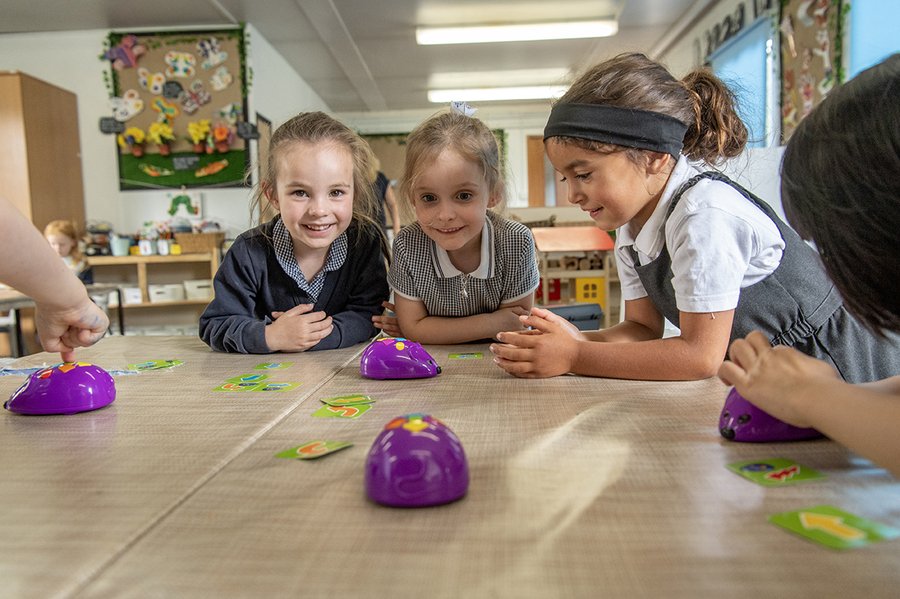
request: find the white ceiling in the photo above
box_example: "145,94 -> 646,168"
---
0,0 -> 700,112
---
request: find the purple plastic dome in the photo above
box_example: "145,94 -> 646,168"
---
359,337 -> 441,380
365,414 -> 468,507
719,387 -> 822,442
5,362 -> 116,415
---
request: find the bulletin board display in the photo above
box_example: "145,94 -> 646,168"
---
779,0 -> 843,142
104,28 -> 249,190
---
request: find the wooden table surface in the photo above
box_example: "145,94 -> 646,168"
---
1,337 -> 898,598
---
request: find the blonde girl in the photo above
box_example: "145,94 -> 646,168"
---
44,220 -> 92,284
200,112 -> 390,353
377,106 -> 540,344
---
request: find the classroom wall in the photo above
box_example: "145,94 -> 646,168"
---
658,0 -> 772,76
0,24 -> 327,239
0,7 -> 786,226
338,104 -> 552,209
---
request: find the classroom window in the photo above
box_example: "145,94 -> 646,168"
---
847,0 -> 900,79
708,16 -> 778,147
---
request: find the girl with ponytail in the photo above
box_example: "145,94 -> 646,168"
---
491,53 -> 898,384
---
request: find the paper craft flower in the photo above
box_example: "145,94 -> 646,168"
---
147,122 -> 176,156
117,127 -> 146,157
187,119 -> 211,153
211,122 -> 234,153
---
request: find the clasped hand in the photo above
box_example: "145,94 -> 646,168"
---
266,303 -> 333,352
490,307 -> 584,378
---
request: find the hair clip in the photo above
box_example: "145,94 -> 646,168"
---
450,101 -> 477,117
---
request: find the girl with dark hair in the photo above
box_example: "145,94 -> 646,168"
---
720,55 -> 900,476
491,53 -> 898,384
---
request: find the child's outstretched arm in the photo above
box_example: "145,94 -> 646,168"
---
491,297 -> 733,380
394,294 -> 530,344
720,331 -> 900,478
0,198 -> 108,359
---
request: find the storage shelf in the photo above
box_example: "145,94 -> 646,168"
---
88,253 -> 215,266
87,252 -> 220,333
116,299 -> 213,309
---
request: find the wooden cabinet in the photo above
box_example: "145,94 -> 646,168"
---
0,71 -> 85,232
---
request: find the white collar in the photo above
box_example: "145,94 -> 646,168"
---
431,216 -> 495,279
617,155 -> 698,259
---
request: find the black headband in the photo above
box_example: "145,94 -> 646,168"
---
544,103 -> 688,157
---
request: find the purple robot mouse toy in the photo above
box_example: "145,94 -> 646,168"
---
365,414 -> 468,508
719,387 -> 822,443
5,361 -> 116,415
359,337 -> 440,380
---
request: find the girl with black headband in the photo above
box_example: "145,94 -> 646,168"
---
491,52 -> 898,387
719,55 -> 900,476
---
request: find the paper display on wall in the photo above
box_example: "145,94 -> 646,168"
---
103,28 -> 249,190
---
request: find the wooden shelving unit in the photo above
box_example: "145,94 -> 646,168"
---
85,253 -> 220,334
87,253 -> 219,307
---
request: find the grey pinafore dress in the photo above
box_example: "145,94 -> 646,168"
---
627,171 -> 900,384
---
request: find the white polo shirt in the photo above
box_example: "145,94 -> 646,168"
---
616,156 -> 785,314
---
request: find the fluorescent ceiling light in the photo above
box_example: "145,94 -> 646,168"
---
416,20 -> 618,45
428,85 -> 568,103
428,68 -> 571,89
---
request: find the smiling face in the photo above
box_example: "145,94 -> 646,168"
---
545,140 -> 668,231
411,148 -> 498,268
267,140 -> 354,259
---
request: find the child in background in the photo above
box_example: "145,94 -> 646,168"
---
377,105 -> 539,344
1,199 -> 108,359
44,220 -> 93,284
200,112 -> 390,353
720,55 -> 900,476
491,52 -> 899,382
369,157 -> 401,241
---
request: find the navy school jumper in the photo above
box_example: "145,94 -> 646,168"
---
200,218 -> 389,353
